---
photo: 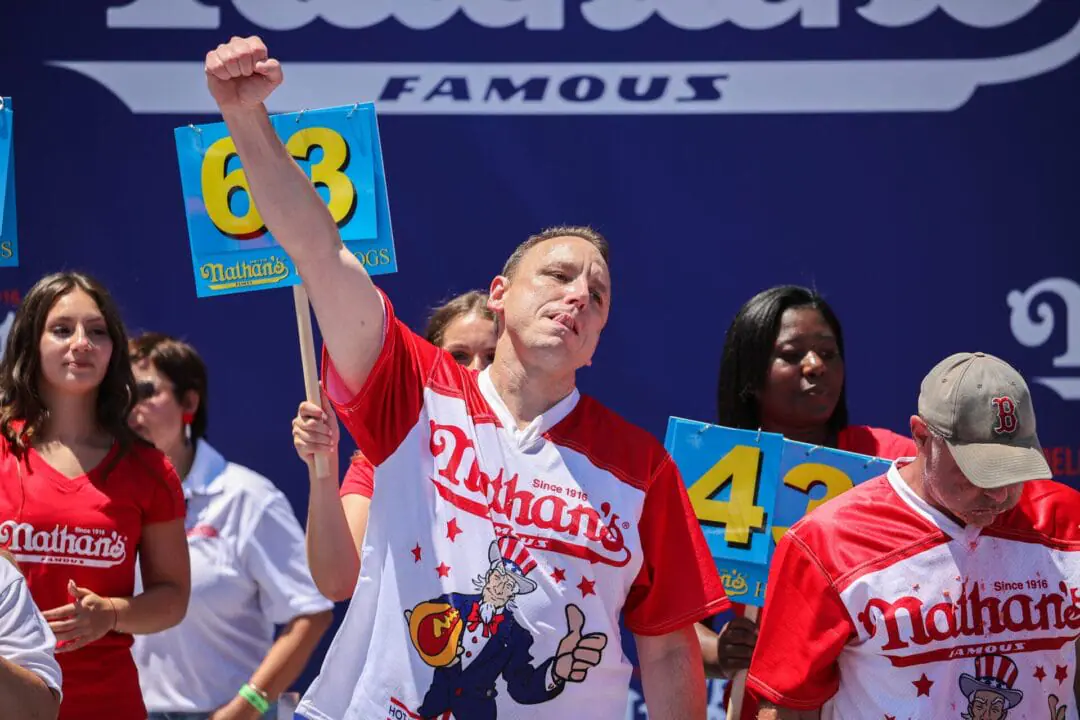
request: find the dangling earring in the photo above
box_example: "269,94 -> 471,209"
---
182,413 -> 194,443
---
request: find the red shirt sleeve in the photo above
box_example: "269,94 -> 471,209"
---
321,290 -> 443,465
131,445 -> 186,524
623,455 -> 730,636
340,454 -> 375,499
746,529 -> 853,710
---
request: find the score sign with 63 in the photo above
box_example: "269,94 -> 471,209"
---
174,102 -> 396,298
664,418 -> 890,607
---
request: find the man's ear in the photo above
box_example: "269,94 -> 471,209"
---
910,415 -> 930,451
488,276 -> 509,335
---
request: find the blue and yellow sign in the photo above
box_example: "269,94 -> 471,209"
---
665,417 -> 891,607
175,103 -> 396,297
0,97 -> 17,268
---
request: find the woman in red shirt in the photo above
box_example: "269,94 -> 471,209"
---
0,272 -> 190,719
704,285 -> 915,718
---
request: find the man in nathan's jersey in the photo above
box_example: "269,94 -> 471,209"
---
202,36 -> 728,720
749,351 -> 1080,720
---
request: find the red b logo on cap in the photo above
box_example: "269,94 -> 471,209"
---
991,396 -> 1018,435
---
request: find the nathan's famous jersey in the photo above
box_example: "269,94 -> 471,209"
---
749,463 -> 1080,720
297,292 -> 728,720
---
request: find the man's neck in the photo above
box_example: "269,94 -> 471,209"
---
488,343 -> 576,430
896,458 -> 967,527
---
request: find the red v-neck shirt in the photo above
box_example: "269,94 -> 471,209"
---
0,434 -> 185,719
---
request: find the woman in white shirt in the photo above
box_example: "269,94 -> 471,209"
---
127,334 -> 334,720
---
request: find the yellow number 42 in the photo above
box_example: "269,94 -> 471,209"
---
686,446 -> 766,547
200,127 -> 357,238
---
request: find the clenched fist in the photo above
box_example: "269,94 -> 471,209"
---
204,36 -> 283,111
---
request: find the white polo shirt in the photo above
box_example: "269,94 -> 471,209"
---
133,440 -> 333,713
0,557 -> 62,698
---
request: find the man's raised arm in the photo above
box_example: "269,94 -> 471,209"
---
205,36 -> 383,395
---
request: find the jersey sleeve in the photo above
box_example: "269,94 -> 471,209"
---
321,290 -> 444,465
241,493 -> 335,624
139,448 -> 186,525
0,562 -> 62,697
746,530 -> 853,710
623,455 -> 730,635
340,454 -> 375,499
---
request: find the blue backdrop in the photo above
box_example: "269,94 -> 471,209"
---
3,1 -> 1079,710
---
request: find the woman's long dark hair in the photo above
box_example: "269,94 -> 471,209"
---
717,285 -> 848,434
0,272 -> 140,461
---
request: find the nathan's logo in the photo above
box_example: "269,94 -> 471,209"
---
0,521 -> 129,568
1008,277 -> 1080,401
857,581 -> 1080,667
49,1 -> 1080,115
199,255 -> 290,291
429,421 -> 632,567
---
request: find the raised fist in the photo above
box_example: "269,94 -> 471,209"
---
204,36 -> 283,111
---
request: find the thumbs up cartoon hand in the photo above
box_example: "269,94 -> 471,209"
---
553,604 -> 608,683
1049,695 -> 1067,720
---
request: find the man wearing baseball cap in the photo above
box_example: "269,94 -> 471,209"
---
747,352 -> 1080,719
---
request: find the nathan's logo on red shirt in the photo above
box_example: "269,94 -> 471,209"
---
857,580 -> 1080,667
0,521 -> 128,568
991,396 -> 1019,435
429,421 -> 632,567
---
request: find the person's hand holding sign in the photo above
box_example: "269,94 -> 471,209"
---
205,36 -> 283,111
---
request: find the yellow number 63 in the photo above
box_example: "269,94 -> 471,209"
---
200,127 -> 357,237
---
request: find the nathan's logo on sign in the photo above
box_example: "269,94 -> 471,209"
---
1008,277 -> 1080,401
50,0 -> 1080,115
199,256 -> 290,292
857,580 -> 1080,667
0,521 -> 129,568
429,421 -> 632,567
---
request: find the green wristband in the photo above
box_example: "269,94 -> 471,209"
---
238,683 -> 270,714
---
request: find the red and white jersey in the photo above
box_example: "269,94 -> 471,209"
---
297,293 -> 727,720
748,461 -> 1080,720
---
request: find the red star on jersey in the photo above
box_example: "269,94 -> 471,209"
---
411,544 -> 422,563
1055,665 -> 1069,683
435,562 -> 451,578
913,673 -> 934,697
446,518 -> 463,543
1034,666 -> 1047,682
577,576 -> 596,597
551,567 -> 566,584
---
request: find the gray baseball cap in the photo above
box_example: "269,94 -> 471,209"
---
918,352 -> 1051,489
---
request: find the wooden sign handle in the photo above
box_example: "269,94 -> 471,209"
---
293,284 -> 330,480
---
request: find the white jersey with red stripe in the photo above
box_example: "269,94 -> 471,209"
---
296,293 -> 728,720
747,461 -> 1080,720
